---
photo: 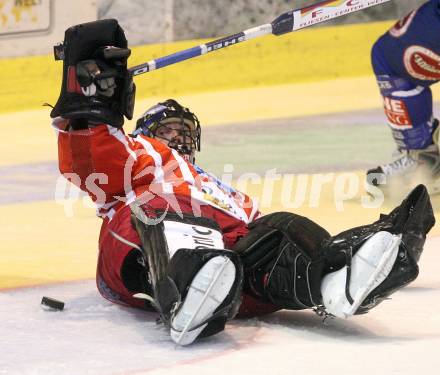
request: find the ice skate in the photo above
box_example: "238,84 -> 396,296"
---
321,231 -> 401,318
366,126 -> 440,195
170,255 -> 237,346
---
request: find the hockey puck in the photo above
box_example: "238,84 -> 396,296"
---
41,296 -> 65,311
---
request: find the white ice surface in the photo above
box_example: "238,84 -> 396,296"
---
1,237 -> 439,375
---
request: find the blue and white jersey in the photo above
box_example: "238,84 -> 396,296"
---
373,0 -> 440,85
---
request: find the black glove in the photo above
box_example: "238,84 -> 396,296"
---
50,19 -> 136,128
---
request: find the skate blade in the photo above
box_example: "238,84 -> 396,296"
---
342,234 -> 401,317
321,232 -> 401,319
170,256 -> 236,346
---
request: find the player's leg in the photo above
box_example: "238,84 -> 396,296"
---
367,37 -> 440,192
156,247 -> 242,345
321,184 -> 434,317
234,185 -> 434,318
130,207 -> 243,346
366,9 -> 440,194
96,205 -> 153,309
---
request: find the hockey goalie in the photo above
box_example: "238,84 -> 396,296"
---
50,20 -> 435,345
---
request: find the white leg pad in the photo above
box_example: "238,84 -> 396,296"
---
321,231 -> 401,318
171,256 -> 236,346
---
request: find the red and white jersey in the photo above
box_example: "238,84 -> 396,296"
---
53,118 -> 278,317
53,118 -> 260,223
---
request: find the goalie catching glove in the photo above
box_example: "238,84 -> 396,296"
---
51,19 -> 135,128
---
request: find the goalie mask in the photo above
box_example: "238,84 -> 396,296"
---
133,99 -> 201,164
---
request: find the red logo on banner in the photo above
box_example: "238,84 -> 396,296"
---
389,9 -> 417,38
404,46 -> 440,81
383,98 -> 412,130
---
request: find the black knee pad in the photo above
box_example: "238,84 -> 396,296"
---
233,212 -> 330,310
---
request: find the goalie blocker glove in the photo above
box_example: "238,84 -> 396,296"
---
51,19 -> 136,128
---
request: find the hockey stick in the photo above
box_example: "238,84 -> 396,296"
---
129,0 -> 391,77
